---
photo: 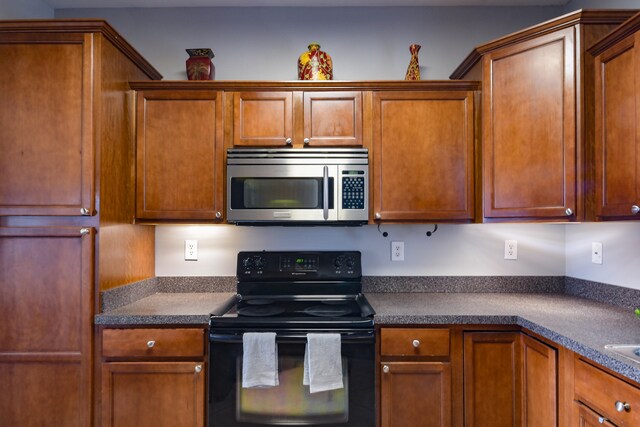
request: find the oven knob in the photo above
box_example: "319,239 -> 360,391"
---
242,257 -> 254,269
253,256 -> 265,269
345,257 -> 355,268
333,257 -> 343,268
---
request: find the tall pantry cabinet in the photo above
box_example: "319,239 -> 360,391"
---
0,20 -> 160,426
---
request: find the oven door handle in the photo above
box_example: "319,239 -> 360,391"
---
210,331 -> 374,344
322,165 -> 329,220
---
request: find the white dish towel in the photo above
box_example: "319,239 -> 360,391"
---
242,332 -> 279,388
303,333 -> 343,393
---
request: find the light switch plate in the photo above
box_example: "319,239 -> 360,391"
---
592,242 -> 603,264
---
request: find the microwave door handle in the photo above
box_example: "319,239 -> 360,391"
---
323,165 -> 329,220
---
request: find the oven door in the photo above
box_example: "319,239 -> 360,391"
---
209,330 -> 374,426
227,164 -> 338,223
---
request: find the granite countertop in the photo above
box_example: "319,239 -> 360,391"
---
95,288 -> 640,384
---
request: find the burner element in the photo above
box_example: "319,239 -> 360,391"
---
303,305 -> 353,317
238,306 -> 286,317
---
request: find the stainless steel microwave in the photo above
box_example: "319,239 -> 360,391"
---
226,148 -> 369,225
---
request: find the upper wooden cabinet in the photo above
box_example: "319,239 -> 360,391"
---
372,88 -> 477,222
135,90 -> 225,221
451,10 -> 637,222
0,21 -> 160,217
590,12 -> 640,220
233,90 -> 363,147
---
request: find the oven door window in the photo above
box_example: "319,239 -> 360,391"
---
237,356 -> 348,425
230,178 -> 334,210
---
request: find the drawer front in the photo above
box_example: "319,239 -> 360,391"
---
381,328 -> 450,357
102,328 -> 205,359
575,357 -> 640,427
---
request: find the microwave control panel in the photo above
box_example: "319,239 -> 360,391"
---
342,171 -> 365,210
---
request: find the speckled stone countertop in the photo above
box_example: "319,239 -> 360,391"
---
368,292 -> 640,384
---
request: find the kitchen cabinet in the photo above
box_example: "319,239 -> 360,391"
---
100,328 -> 206,427
232,90 -> 363,147
590,12 -> 640,220
134,90 -> 225,221
379,327 -> 461,427
574,356 -> 640,427
451,10 -> 636,222
0,20 -> 159,426
463,331 -> 557,427
576,404 -> 616,427
372,88 -> 477,222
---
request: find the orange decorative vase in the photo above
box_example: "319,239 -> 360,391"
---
298,43 -> 333,80
404,44 -> 421,81
186,48 -> 215,80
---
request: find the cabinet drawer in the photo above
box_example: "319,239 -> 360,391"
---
102,328 -> 205,359
575,357 -> 640,426
381,328 -> 450,357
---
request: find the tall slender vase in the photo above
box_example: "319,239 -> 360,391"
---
405,44 -> 421,81
186,48 -> 215,80
298,43 -> 333,80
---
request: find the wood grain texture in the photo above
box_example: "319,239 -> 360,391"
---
381,328 -> 450,357
372,91 -> 475,222
576,403 -> 616,427
136,90 -> 224,221
233,91 -> 293,146
380,362 -> 452,427
102,362 -> 205,427
102,328 -> 205,359
303,91 -> 363,146
521,334 -> 557,427
464,332 -> 522,427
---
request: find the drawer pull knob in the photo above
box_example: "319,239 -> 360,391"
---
80,228 -> 90,235
147,340 -> 155,348
565,208 -> 573,216
632,205 -> 640,215
195,365 -> 202,373
412,339 -> 421,348
285,138 -> 292,146
598,417 -> 608,424
215,211 -> 222,219
303,138 -> 310,145
615,401 -> 630,412
80,207 -> 91,216
382,365 -> 389,374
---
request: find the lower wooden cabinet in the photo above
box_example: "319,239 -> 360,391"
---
576,403 -> 616,427
100,327 -> 206,427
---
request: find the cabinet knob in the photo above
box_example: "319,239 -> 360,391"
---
382,365 -> 389,374
215,211 -> 222,219
285,138 -> 292,146
375,212 -> 381,220
615,401 -> 630,412
80,207 -> 90,216
632,205 -> 640,215
412,339 -> 421,348
80,228 -> 90,235
303,138 -> 310,145
565,208 -> 573,216
598,417 -> 608,424
195,365 -> 202,373
147,340 -> 155,348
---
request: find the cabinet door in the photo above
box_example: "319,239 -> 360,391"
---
380,362 -> 452,427
522,334 -> 557,427
482,28 -> 576,220
136,90 -> 224,221
303,91 -> 363,146
233,91 -> 293,146
594,33 -> 639,219
464,332 -> 521,427
372,91 -> 475,221
0,227 -> 93,427
102,362 -> 205,427
0,33 -> 94,216
576,404 -> 616,427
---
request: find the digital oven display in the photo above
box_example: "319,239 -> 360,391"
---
280,255 -> 319,271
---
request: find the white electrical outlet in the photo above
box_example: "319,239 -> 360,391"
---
504,240 -> 517,260
391,241 -> 404,261
185,239 -> 198,261
592,242 -> 603,264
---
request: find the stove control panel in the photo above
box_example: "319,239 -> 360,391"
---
237,251 -> 361,281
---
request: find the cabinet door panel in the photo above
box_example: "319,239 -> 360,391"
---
464,332 -> 521,427
136,90 -> 223,220
102,362 -> 205,427
303,91 -> 362,146
576,403 -> 615,427
0,35 -> 94,216
233,91 -> 293,146
483,29 -> 576,219
522,334 -> 557,427
373,91 -> 475,221
380,362 -> 451,427
595,34 -> 639,219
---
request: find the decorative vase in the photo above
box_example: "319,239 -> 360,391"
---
404,44 -> 421,81
298,43 -> 333,80
186,48 -> 215,80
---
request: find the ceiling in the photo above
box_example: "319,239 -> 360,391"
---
44,0 -> 570,8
